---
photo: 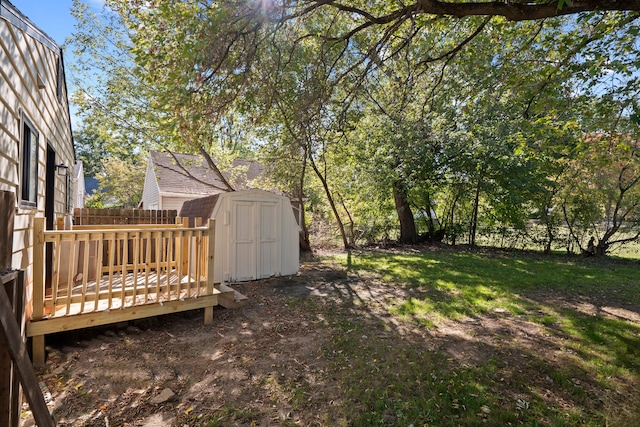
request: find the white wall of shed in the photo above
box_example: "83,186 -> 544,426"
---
209,189 -> 299,283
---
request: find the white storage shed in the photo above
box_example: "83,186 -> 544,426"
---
180,189 -> 300,283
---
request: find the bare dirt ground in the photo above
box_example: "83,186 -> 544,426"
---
24,248 -> 640,426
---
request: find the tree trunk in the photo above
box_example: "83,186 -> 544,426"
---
297,153 -> 311,252
338,192 -> 356,246
544,231 -> 553,254
393,181 -> 417,244
543,206 -> 554,254
469,179 -> 482,248
296,191 -> 311,252
309,155 -> 350,249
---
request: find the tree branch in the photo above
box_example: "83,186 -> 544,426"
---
299,1 -> 640,23
198,146 -> 235,192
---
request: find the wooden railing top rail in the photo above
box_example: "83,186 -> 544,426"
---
71,223 -> 186,231
43,226 -> 210,243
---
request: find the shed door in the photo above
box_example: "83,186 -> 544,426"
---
258,202 -> 278,279
233,201 -> 256,281
231,200 -> 279,281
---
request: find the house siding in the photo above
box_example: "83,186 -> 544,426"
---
0,1 -> 75,318
161,195 -> 196,212
141,160 -> 160,209
73,161 -> 85,208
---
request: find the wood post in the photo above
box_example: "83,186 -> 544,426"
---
204,219 -> 215,325
1,270 -> 24,427
195,218 -> 203,281
0,274 -> 55,427
180,217 -> 189,275
31,218 -> 46,367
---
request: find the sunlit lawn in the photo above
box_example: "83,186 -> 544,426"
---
302,249 -> 640,426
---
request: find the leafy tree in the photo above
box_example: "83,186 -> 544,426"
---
560,131 -> 640,256
66,0 -> 640,255
85,157 -> 145,208
71,0 -> 244,189
74,127 -> 109,177
68,0 -> 162,152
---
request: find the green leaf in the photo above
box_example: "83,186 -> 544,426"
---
557,0 -> 572,10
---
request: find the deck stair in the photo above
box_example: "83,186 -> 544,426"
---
215,283 -> 248,309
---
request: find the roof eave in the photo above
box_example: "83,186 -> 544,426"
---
0,0 -> 60,53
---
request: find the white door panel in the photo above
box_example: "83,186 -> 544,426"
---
233,201 -> 256,281
259,202 -> 277,278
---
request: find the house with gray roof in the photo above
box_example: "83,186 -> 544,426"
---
140,151 -> 266,212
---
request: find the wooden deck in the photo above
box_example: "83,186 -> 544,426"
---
27,218 -> 218,365
48,271 -> 210,316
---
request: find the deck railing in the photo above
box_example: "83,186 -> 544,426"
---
28,217 -> 216,365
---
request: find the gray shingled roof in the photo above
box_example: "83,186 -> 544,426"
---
85,177 -> 99,195
179,194 -> 220,227
150,151 -> 266,195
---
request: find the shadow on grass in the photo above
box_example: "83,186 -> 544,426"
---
279,249 -> 640,426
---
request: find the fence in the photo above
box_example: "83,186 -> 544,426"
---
73,208 -> 178,225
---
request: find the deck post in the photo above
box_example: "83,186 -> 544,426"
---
204,219 -> 215,325
180,217 -> 189,275
31,218 -> 46,366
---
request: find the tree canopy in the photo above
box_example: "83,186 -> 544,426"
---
68,0 -> 640,254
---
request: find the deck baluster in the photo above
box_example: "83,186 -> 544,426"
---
94,232 -> 104,311
28,221 -> 219,366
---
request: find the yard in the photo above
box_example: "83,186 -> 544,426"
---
29,246 -> 640,426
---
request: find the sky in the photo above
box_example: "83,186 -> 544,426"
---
9,0 -> 79,46
9,0 -> 106,126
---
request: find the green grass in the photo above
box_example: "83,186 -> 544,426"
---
312,250 -> 640,426
610,241 -> 640,259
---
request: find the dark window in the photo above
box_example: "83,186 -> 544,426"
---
56,56 -> 64,104
66,171 -> 71,213
21,117 -> 39,207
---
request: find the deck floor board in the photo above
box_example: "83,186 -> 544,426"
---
44,271 -> 216,318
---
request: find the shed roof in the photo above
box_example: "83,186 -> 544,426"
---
149,151 -> 266,196
179,194 -> 220,227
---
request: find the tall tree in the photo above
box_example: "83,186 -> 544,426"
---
67,0 -> 640,253
69,0 -> 238,191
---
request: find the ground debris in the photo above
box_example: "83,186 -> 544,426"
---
150,388 -> 177,405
